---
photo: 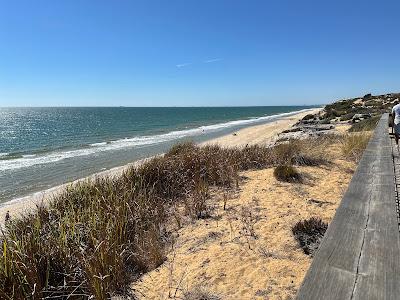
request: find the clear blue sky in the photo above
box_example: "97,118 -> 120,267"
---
1,0 -> 399,107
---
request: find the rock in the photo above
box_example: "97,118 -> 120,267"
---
281,127 -> 302,134
276,123 -> 335,143
302,125 -> 334,131
352,113 -> 371,123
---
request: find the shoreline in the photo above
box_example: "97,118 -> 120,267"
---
0,108 -> 321,223
202,108 -> 321,147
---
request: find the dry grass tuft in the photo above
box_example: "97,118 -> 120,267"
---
1,179 -> 166,299
183,286 -> 221,300
349,115 -> 380,132
292,217 -> 328,256
341,132 -> 372,162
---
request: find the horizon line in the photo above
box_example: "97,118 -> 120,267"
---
0,104 -> 324,109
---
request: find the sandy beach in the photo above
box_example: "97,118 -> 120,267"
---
202,108 -> 321,148
0,109 -> 320,224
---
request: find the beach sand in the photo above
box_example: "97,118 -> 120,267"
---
0,109 -> 320,224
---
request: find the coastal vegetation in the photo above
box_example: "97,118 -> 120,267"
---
273,165 -> 302,183
0,139 -> 328,299
300,92 -> 398,125
341,132 -> 372,162
183,286 -> 221,300
292,218 -> 328,256
348,115 -> 380,132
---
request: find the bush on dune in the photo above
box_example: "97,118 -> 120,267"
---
273,165 -> 302,183
183,286 -> 221,300
292,217 -> 328,256
272,140 -> 329,167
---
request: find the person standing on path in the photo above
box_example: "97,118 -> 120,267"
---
392,101 -> 400,145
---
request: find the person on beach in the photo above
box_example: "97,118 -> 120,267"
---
392,101 -> 400,144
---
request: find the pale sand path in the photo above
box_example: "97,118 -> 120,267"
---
0,108 -> 320,224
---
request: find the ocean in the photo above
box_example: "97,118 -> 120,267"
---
0,106 -> 316,203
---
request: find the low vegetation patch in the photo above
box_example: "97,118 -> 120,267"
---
341,132 -> 372,162
183,286 -> 221,300
349,115 -> 380,132
273,165 -> 302,183
292,217 -> 328,256
313,93 -> 397,125
302,114 -> 315,121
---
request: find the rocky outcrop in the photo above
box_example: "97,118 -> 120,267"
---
274,92 -> 399,144
277,123 -> 335,142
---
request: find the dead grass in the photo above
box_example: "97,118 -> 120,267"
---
183,286 -> 221,300
349,115 -> 380,132
133,136 -> 358,299
341,132 -> 372,162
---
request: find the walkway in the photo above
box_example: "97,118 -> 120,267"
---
296,113 -> 400,300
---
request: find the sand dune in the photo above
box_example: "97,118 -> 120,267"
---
133,141 -> 356,299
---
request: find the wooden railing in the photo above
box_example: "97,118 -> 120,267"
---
296,114 -> 400,300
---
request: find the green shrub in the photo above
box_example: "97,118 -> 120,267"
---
302,114 -> 315,121
273,165 -> 302,183
340,113 -> 355,121
319,118 -> 331,124
363,93 -> 372,100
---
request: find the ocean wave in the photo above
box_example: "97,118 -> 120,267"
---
0,108 -> 314,172
90,142 -> 108,147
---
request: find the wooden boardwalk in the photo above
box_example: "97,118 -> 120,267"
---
296,114 -> 400,300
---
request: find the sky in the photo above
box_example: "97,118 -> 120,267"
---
0,0 -> 399,107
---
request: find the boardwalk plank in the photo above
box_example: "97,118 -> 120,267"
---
352,184 -> 400,300
296,114 -> 400,300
